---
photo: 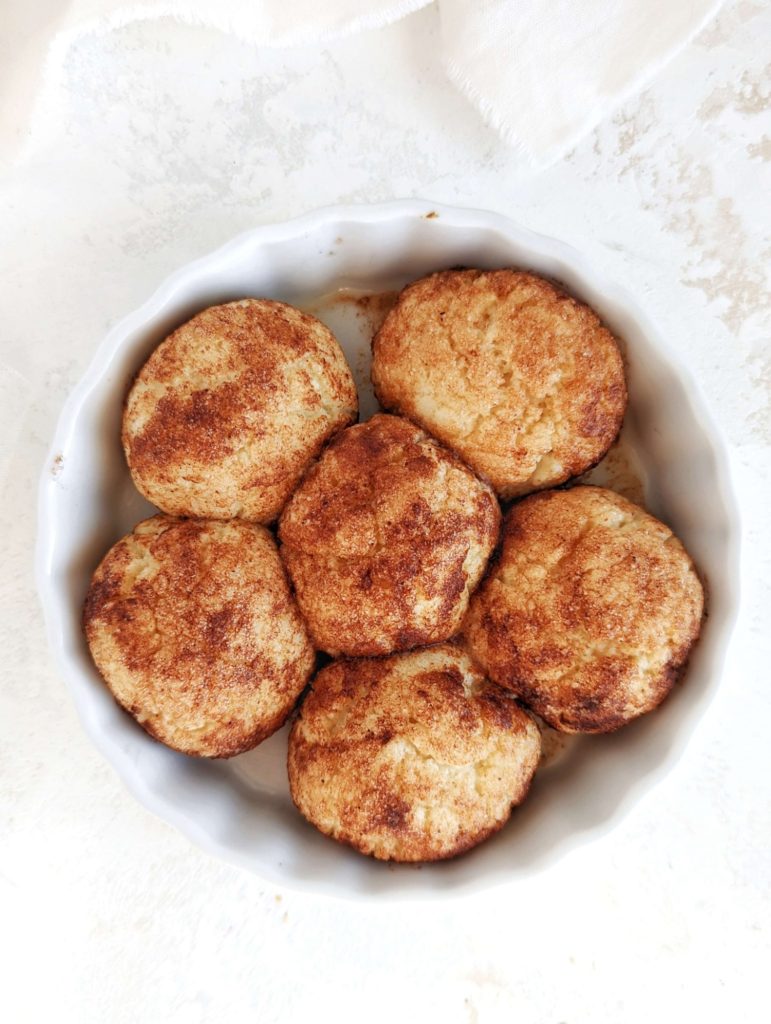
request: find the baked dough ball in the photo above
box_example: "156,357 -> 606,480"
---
278,413 -> 500,657
83,515 -> 315,757
123,299 -> 358,522
372,269 -> 627,498
288,644 -> 541,861
462,486 -> 705,733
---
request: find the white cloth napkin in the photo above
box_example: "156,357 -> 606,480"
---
24,0 -> 723,165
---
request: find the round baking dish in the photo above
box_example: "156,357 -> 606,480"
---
36,200 -> 740,899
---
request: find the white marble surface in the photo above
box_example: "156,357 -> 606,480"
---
1,2 -> 769,1021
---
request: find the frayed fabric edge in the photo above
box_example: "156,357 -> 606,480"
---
441,0 -> 725,167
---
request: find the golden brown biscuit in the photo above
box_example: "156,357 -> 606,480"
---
278,413 -> 500,657
123,299 -> 358,522
288,644 -> 541,861
462,486 -> 705,733
371,269 -> 627,498
83,515 -> 315,757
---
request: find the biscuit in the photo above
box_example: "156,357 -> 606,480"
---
278,413 -> 500,657
123,299 -> 358,522
83,515 -> 315,757
288,644 -> 541,861
371,269 -> 626,498
462,486 -> 705,733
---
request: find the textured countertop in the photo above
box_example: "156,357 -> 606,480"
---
1,2 -> 769,1021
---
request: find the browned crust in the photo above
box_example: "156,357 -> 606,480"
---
371,269 -> 627,498
278,414 -> 501,657
287,644 -> 541,861
83,515 -> 316,757
122,299 -> 358,523
461,486 -> 705,733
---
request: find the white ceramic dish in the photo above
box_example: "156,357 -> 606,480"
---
37,200 -> 740,899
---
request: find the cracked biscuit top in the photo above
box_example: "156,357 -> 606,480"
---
83,515 -> 315,757
122,299 -> 358,523
278,413 -> 501,657
462,486 -> 705,733
287,644 -> 541,861
371,269 -> 627,498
